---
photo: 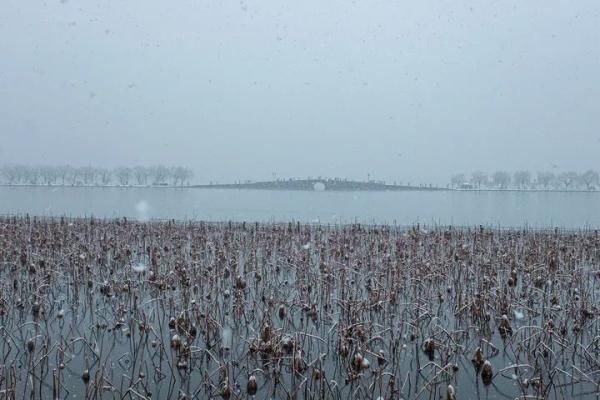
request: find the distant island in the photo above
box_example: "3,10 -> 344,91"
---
191,178 -> 446,192
1,164 -> 598,192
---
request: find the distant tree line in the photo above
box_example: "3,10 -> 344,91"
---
451,170 -> 599,190
0,165 -> 194,186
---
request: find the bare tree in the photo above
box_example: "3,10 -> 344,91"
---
557,171 -> 578,190
1,164 -> 193,186
133,166 -> 149,186
471,171 -> 487,189
68,166 -> 81,185
80,166 -> 97,185
182,168 -> 194,185
56,165 -> 72,185
98,168 -> 112,185
0,165 -> 7,184
513,170 -> 531,189
536,171 -> 555,189
169,166 -> 180,186
40,165 -> 59,185
450,173 -> 465,188
151,165 -> 170,185
170,166 -> 193,186
492,171 -> 511,189
115,167 -> 131,185
0,165 -> 19,184
16,165 -> 29,184
580,170 -> 599,190
26,167 -> 41,185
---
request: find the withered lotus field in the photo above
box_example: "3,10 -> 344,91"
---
0,216 -> 598,399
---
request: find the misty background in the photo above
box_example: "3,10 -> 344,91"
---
1,1 -> 599,185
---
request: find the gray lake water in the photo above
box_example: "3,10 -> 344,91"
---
0,186 -> 599,228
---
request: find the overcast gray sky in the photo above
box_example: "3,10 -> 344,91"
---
0,0 -> 598,184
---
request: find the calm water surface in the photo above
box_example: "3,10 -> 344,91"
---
0,186 -> 599,228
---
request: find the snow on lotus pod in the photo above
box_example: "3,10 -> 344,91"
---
447,384 -> 456,400
247,375 -> 258,395
481,360 -> 493,385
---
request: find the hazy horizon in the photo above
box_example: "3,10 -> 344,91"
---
1,1 -> 599,185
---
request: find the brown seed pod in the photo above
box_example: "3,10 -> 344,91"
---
312,368 -> 322,380
423,338 -> 435,360
377,349 -> 386,366
308,304 -> 318,322
447,384 -> 456,400
82,369 -> 90,383
278,305 -> 286,320
31,302 -> 41,317
294,350 -> 306,372
220,382 -> 231,399
338,340 -> 349,358
498,315 -> 513,338
481,360 -> 493,385
235,275 -> 246,290
352,352 -> 363,371
249,339 -> 258,353
281,335 -> 294,354
472,347 -> 484,371
170,334 -> 181,351
177,360 -> 188,370
260,323 -> 271,342
247,375 -> 258,395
